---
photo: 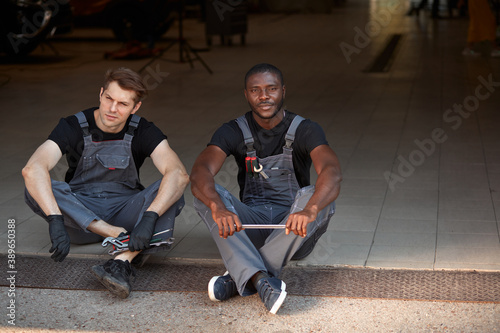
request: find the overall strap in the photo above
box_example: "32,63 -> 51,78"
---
75,111 -> 90,136
126,114 -> 141,136
284,115 -> 305,149
235,115 -> 255,154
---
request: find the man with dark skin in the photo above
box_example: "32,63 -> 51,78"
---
190,63 -> 342,314
22,67 -> 189,299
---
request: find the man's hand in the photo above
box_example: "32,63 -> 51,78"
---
285,208 -> 317,238
128,211 -> 158,252
47,215 -> 71,262
212,207 -> 242,239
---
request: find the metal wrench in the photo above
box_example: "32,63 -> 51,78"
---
101,229 -> 174,255
107,238 -> 175,255
252,164 -> 269,179
240,224 -> 286,229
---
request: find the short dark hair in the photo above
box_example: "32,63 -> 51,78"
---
244,63 -> 284,88
103,67 -> 147,104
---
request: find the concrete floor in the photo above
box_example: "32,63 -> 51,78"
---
1,0 -> 500,277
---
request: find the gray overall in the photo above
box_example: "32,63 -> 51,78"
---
194,115 -> 335,295
25,112 -> 184,254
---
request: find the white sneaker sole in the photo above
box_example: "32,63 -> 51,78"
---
269,281 -> 287,314
208,271 -> 229,302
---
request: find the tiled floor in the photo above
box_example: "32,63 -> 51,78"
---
1,0 -> 500,271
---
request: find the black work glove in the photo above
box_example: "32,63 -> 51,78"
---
128,211 -> 159,252
47,215 -> 71,262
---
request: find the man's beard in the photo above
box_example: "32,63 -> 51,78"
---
250,96 -> 285,120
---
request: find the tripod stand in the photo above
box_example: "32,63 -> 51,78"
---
138,0 -> 213,74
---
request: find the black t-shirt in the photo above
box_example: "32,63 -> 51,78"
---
208,111 -> 328,199
48,107 -> 167,183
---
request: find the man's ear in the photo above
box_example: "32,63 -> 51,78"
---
282,85 -> 286,98
132,101 -> 142,114
99,87 -> 104,99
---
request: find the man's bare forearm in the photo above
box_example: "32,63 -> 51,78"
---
190,165 -> 226,213
303,164 -> 342,215
147,168 -> 189,216
22,164 -> 61,216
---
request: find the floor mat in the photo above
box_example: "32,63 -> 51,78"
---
2,255 -> 499,303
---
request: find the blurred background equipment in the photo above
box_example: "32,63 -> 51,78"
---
0,0 -> 72,57
138,0 -> 213,74
72,0 -> 176,59
205,0 -> 247,46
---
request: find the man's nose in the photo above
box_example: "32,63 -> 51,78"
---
259,89 -> 270,100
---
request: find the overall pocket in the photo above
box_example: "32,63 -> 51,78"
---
96,154 -> 130,169
93,154 -> 132,184
262,168 -> 298,203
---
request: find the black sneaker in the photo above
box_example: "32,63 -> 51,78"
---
208,271 -> 238,301
255,276 -> 287,314
91,259 -> 136,299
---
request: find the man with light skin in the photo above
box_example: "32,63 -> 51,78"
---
190,63 -> 342,314
22,67 -> 189,299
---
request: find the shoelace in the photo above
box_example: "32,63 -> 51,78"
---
258,280 -> 274,302
223,277 -> 237,293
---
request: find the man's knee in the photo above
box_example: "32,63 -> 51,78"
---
51,180 -> 73,195
214,184 -> 239,208
292,203 -> 335,260
154,195 -> 185,233
291,222 -> 329,260
214,184 -> 231,197
140,179 -> 161,198
173,195 -> 185,217
194,184 -> 235,214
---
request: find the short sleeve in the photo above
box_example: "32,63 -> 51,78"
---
47,116 -> 81,155
208,121 -> 243,157
135,118 -> 167,157
294,120 -> 329,156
